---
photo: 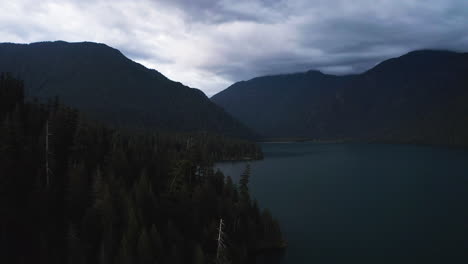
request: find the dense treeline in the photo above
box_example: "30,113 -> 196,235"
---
0,74 -> 282,264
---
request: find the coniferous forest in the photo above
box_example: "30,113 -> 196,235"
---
212,50 -> 468,145
0,73 -> 283,264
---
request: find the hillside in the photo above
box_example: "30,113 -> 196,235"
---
0,73 -> 280,264
212,50 -> 468,146
0,41 -> 255,138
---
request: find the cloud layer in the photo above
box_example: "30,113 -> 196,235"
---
2,0 -> 468,96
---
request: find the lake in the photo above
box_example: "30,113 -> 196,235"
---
215,142 -> 468,264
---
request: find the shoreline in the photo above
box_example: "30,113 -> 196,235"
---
257,138 -> 468,150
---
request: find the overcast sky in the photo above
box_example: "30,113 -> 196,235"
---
2,0 -> 468,96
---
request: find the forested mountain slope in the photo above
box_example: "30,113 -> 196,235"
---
212,50 -> 468,146
0,41 -> 254,138
0,73 -> 281,264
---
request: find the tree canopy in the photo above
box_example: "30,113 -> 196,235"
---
0,73 -> 283,264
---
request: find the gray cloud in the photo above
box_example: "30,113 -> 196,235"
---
2,0 -> 468,96
155,0 -> 287,23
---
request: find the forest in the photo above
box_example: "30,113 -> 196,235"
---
0,73 -> 283,264
212,50 -> 468,146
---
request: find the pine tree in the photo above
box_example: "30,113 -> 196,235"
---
149,225 -> 163,262
118,235 -> 133,264
67,161 -> 88,221
67,223 -> 83,264
136,227 -> 152,264
193,243 -> 205,264
239,163 -> 251,202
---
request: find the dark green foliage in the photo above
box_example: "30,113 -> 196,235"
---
212,50 -> 468,147
0,41 -> 256,139
136,228 -> 152,264
239,164 -> 251,203
193,243 -> 205,264
0,74 -> 281,264
149,225 -> 163,261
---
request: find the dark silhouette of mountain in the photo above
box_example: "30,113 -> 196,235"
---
212,50 -> 468,146
0,41 -> 255,138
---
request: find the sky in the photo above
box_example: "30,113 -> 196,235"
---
2,0 -> 468,96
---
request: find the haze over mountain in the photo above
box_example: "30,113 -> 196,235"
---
212,50 -> 468,146
0,41 -> 254,138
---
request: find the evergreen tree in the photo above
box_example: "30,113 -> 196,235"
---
193,243 -> 205,264
239,163 -> 251,201
67,224 -> 83,264
118,235 -> 133,264
149,225 -> 163,262
136,228 -> 152,264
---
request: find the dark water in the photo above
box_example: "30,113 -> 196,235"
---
215,143 -> 468,264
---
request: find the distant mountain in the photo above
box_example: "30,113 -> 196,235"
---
0,41 -> 254,138
212,50 -> 468,146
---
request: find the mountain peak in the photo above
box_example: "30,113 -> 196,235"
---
306,69 -> 325,75
2,40 -> 112,49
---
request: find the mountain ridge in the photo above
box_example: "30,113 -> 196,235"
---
212,49 -> 468,146
0,41 -> 256,138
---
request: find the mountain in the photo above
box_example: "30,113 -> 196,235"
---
212,50 -> 468,146
0,41 -> 254,138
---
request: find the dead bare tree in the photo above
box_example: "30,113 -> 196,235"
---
216,218 -> 229,264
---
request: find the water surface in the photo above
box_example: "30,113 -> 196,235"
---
216,143 -> 468,264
